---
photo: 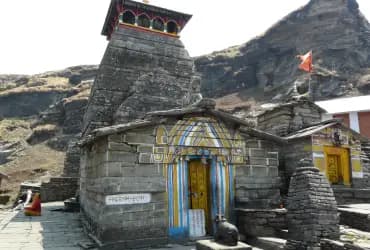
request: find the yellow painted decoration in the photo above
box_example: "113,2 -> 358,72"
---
303,145 -> 313,151
351,150 -> 361,156
313,158 -> 325,172
312,145 -> 324,152
156,126 -> 168,145
352,160 -> 362,172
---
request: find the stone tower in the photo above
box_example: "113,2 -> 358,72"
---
82,0 -> 200,136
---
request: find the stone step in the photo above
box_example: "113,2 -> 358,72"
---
196,240 -> 252,250
333,188 -> 370,204
245,237 -> 286,250
275,229 -> 288,239
338,204 -> 370,232
339,225 -> 370,249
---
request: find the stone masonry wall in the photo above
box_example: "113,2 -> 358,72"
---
40,177 -> 78,202
235,135 -> 281,209
82,26 -> 198,135
257,106 -> 292,136
236,208 -> 287,238
63,139 -> 81,178
282,138 -> 313,192
339,208 -> 370,232
257,101 -> 322,137
80,126 -> 167,249
321,239 -> 369,250
360,141 -> 370,187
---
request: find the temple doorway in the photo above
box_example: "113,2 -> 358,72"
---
188,160 -> 212,234
324,146 -> 351,186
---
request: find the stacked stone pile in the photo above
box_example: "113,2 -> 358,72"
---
360,141 -> 370,186
286,160 -> 339,249
257,101 -> 322,137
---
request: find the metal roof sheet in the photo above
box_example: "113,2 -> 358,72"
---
315,95 -> 370,114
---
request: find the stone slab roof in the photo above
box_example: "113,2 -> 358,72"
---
80,101 -> 285,146
259,99 -> 326,117
284,119 -> 369,142
79,120 -> 157,146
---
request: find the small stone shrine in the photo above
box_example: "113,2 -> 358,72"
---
285,160 -> 339,249
79,99 -> 282,249
258,100 -> 370,197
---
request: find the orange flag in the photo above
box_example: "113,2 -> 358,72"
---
297,50 -> 313,73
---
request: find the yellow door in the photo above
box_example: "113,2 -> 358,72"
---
189,160 -> 210,231
324,146 -> 351,186
327,154 -> 340,184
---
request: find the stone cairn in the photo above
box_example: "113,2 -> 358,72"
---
285,159 -> 339,250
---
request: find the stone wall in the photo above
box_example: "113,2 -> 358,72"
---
339,208 -> 370,231
63,139 -> 81,178
360,141 -> 370,187
82,26 -> 199,135
321,239 -> 369,250
282,138 -> 313,192
235,135 -> 281,209
333,188 -> 370,204
80,126 -> 168,249
40,177 -> 78,202
236,208 -> 287,238
257,101 -> 322,137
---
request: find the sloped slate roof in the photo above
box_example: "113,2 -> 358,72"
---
284,119 -> 368,142
79,120 -> 157,146
80,106 -> 285,146
259,99 -> 326,116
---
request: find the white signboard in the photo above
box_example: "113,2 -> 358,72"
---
189,209 -> 206,237
105,193 -> 151,205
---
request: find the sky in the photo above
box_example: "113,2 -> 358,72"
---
0,0 -> 369,74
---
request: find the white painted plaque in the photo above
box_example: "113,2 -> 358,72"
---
189,209 -> 206,237
105,193 -> 151,205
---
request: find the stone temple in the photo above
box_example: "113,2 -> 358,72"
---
78,0 -> 370,249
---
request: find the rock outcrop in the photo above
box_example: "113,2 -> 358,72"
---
0,65 -> 97,118
196,0 -> 370,102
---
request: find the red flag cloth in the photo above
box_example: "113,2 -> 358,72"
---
298,51 -> 313,72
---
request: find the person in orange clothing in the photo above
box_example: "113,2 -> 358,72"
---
24,193 -> 41,216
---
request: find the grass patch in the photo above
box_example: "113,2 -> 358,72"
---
0,143 -> 65,205
0,118 -> 31,143
0,77 -> 71,97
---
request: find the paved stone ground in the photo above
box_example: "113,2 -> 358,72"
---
0,202 -> 199,250
339,203 -> 370,212
340,226 -> 370,248
0,202 -> 259,250
338,204 -> 370,248
0,202 -> 94,250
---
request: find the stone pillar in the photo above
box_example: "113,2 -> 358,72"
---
286,160 -> 339,249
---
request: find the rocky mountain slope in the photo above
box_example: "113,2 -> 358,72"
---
0,66 -> 97,204
195,0 -> 370,105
